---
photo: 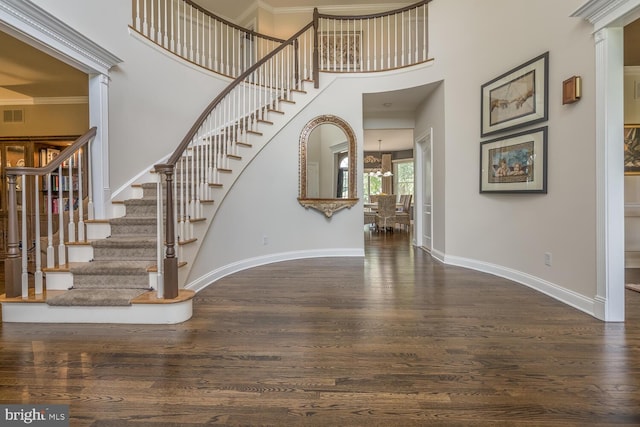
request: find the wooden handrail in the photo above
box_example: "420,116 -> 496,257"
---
5,127 -> 97,177
157,22 -> 314,168
316,0 -> 430,20
154,21 -> 314,299
182,0 -> 285,44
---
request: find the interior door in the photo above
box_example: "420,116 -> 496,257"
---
421,131 -> 432,252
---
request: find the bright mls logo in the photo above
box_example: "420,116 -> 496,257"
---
1,405 -> 69,426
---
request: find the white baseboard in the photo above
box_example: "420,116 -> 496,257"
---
443,254 -> 596,318
186,249 -> 364,293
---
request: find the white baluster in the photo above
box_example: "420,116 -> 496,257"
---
34,176 -> 43,294
150,0 -> 155,41
46,173 -> 54,268
135,0 -> 141,32
78,148 -> 85,242
57,165 -> 66,266
67,153 -> 76,243
21,174 -> 28,297
170,0 -> 175,51
143,0 -> 148,36
163,0 -> 169,48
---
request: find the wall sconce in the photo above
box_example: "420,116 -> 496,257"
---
562,76 -> 581,105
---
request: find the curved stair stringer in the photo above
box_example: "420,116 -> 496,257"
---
175,76 -> 337,288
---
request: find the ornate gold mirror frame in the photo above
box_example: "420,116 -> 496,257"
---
298,115 -> 358,217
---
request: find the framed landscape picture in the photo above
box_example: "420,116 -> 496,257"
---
480,126 -> 547,193
481,52 -> 549,137
625,125 -> 640,175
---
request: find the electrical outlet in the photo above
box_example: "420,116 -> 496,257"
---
263,235 -> 268,245
544,252 -> 552,266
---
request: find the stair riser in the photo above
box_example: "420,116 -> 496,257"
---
123,203 -> 157,216
110,224 -> 157,235
92,247 -> 156,260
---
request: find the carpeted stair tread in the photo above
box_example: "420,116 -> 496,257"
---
46,288 -> 149,306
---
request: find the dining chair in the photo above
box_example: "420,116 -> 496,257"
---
396,194 -> 412,231
375,195 -> 397,232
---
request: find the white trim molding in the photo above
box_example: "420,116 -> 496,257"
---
572,0 -> 640,30
444,255 -> 597,318
0,0 -> 121,74
573,0 -> 639,321
186,249 -> 364,293
0,96 -> 88,106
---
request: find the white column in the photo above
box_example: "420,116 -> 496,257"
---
88,73 -> 111,219
594,28 -> 625,321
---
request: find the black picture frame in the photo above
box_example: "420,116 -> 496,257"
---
481,52 -> 549,137
480,126 -> 548,193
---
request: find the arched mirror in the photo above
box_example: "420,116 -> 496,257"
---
298,115 -> 358,217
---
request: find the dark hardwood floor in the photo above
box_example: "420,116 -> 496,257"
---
1,229 -> 639,426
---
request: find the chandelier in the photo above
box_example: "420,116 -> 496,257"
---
368,139 -> 393,177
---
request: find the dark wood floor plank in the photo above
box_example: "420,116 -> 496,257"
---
0,230 -> 639,426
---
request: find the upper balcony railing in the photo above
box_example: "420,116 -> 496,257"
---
131,0 -> 430,79
131,0 -> 286,77
315,1 -> 429,74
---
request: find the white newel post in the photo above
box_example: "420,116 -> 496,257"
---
89,73 -> 111,219
594,28 -> 625,321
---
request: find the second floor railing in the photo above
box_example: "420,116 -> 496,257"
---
316,1 -> 429,73
132,0 -> 286,77
131,0 -> 431,79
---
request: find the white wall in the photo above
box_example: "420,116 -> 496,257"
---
186,64 -> 441,285
415,81 -> 445,255
430,0 -> 597,303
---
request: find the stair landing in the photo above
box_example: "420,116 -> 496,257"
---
0,289 -> 195,324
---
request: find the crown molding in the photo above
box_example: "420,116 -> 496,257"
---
0,96 -> 89,106
0,0 -> 121,74
572,0 -> 640,30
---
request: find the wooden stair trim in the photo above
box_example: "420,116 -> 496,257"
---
236,141 -> 252,148
267,108 -> 285,115
188,217 -> 206,223
218,168 -> 232,173
257,119 -> 274,125
131,289 -> 195,304
209,183 -> 223,188
85,219 -> 110,224
147,261 -> 187,273
247,130 -> 263,136
178,238 -> 197,245
227,154 -> 242,160
279,98 -> 295,104
66,241 -> 91,247
291,88 -> 307,94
